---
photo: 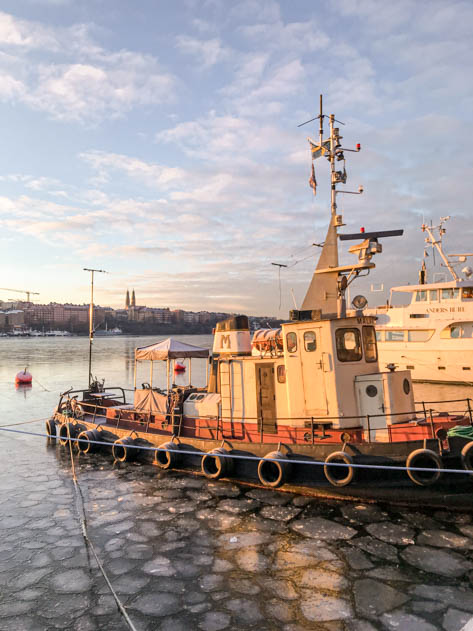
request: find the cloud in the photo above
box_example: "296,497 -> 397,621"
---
0,12 -> 178,122
175,35 -> 230,68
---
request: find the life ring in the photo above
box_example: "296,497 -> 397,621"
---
324,451 -> 355,487
77,429 -> 102,454
112,436 -> 139,462
155,440 -> 180,470
45,418 -> 57,439
257,451 -> 291,488
461,441 -> 473,471
58,422 -> 82,446
406,448 -> 443,486
201,447 -> 233,479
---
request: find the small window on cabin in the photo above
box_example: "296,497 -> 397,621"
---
376,330 -> 384,342
407,329 -> 433,342
286,332 -> 297,353
304,331 -> 316,352
416,291 -> 427,302
196,394 -> 205,400
441,288 -> 459,300
335,328 -> 362,362
429,290 -> 438,301
385,330 -> 405,341
450,325 -> 462,338
362,326 -> 378,362
463,288 -> 473,299
277,365 -> 286,383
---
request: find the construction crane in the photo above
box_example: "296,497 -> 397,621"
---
0,288 -> 40,302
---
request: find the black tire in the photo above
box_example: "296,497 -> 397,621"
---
201,448 -> 233,479
45,419 -> 56,440
77,429 -> 101,454
112,437 -> 138,462
58,422 -> 80,446
461,441 -> 473,471
155,441 -> 180,470
324,451 -> 355,487
257,451 -> 291,488
406,448 -> 443,486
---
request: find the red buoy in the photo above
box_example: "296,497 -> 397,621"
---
174,363 -> 186,373
15,368 -> 32,385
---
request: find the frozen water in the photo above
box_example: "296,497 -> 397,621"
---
401,545 -> 473,577
365,521 -> 415,545
217,498 -> 258,513
354,579 -> 409,618
131,592 -> 180,616
198,611 -> 231,630
299,568 -> 349,591
142,555 -> 176,577
442,608 -> 473,631
235,547 -> 269,572
50,569 -> 92,593
349,535 -> 398,562
381,610 -> 437,631
217,532 -> 271,549
259,505 -> 302,521
300,590 -> 353,622
290,517 -> 357,540
412,585 -> 473,612
416,529 -> 473,549
226,598 -> 263,624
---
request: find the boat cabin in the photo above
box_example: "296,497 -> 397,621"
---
190,314 -> 414,436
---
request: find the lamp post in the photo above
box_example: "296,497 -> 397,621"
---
83,268 -> 107,388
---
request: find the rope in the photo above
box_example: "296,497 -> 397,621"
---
65,424 -> 138,631
0,417 -> 49,428
2,425 -> 472,476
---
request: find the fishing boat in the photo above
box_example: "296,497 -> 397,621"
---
367,217 -> 473,384
47,98 -> 473,508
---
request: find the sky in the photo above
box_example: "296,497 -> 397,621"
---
0,0 -> 472,316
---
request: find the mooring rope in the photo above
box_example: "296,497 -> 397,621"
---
65,424 -> 138,631
1,425 -> 472,476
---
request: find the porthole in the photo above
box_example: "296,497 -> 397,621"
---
366,385 -> 378,397
403,378 -> 410,395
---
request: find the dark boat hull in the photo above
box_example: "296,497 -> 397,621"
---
51,412 -> 473,510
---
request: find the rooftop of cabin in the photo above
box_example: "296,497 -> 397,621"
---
393,279 -> 473,292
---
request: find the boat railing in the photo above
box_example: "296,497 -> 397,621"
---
57,390 -> 473,445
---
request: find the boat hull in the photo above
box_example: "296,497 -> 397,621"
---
51,412 -> 473,510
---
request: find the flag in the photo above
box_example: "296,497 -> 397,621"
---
308,138 -> 330,160
309,163 -> 317,196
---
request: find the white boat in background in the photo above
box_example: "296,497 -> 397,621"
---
368,217 -> 473,383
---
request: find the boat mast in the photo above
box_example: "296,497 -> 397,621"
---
421,217 -> 473,282
83,267 -> 106,388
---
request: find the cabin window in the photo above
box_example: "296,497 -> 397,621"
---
286,332 -> 297,353
462,288 -> 473,299
277,365 -> 286,383
429,290 -> 438,301
362,326 -> 378,362
416,291 -> 427,302
450,325 -> 462,338
376,330 -> 384,342
385,330 -> 405,341
303,331 -> 316,352
335,328 -> 362,362
407,329 -> 434,342
441,288 -> 459,300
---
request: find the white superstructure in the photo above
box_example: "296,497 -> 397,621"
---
368,218 -> 473,383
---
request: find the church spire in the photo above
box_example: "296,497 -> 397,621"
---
125,289 -> 130,309
131,289 -> 136,307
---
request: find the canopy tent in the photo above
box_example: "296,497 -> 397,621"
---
134,338 -> 210,391
135,338 -> 209,361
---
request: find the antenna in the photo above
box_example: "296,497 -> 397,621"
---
83,268 -> 107,388
271,263 -> 287,312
